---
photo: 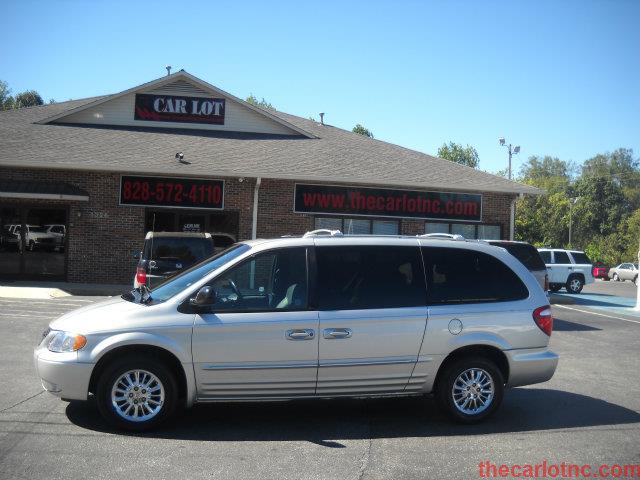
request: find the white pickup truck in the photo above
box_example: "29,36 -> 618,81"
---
537,248 -> 594,294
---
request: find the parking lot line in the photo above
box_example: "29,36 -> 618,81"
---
555,304 -> 640,325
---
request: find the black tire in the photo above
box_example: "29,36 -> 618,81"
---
436,356 -> 504,424
566,275 -> 584,294
96,355 -> 178,431
613,273 -> 619,282
549,284 -> 562,293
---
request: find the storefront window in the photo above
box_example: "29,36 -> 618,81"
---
425,222 -> 450,234
451,223 -> 476,239
424,222 -> 502,240
477,224 -> 501,240
314,217 -> 399,235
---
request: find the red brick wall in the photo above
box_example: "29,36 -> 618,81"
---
0,168 -> 515,284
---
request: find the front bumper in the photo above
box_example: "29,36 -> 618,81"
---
33,347 -> 93,400
505,347 -> 559,388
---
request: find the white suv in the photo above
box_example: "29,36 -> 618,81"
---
537,248 -> 594,294
35,232 -> 558,430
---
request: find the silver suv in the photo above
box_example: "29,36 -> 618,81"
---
35,232 -> 558,430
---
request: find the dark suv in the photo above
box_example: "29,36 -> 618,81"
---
134,232 -> 215,288
485,240 -> 548,293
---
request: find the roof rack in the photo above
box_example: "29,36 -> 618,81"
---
302,229 -> 343,238
418,233 -> 466,241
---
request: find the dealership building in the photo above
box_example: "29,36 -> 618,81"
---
0,70 -> 539,284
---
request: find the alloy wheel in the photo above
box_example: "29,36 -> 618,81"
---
111,369 -> 165,423
451,368 -> 495,415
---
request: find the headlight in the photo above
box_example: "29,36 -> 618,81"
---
47,331 -> 87,352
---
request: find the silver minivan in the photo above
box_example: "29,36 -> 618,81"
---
34,232 -> 558,430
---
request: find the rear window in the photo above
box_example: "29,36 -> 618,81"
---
570,252 -> 592,265
144,237 -> 213,264
489,242 -> 546,271
421,247 -> 529,304
316,246 -> 426,310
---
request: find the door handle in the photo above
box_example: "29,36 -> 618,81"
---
286,329 -> 315,340
323,328 -> 352,339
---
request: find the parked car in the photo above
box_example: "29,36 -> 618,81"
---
537,248 -> 594,293
608,263 -> 639,285
592,262 -> 610,280
210,232 -> 236,254
484,240 -> 548,293
0,225 -> 18,250
9,224 -> 58,251
133,232 -> 215,289
44,224 -> 66,250
35,231 -> 557,430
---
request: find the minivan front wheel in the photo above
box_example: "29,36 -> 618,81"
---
96,356 -> 177,431
436,357 -> 504,423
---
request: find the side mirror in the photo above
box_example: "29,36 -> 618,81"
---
133,251 -> 141,260
190,286 -> 217,309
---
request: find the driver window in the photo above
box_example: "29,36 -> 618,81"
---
211,248 -> 308,312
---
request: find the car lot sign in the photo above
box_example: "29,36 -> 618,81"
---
134,94 -> 225,125
294,184 -> 482,221
120,176 -> 224,209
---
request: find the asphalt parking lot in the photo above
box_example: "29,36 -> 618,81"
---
1,281 -> 639,479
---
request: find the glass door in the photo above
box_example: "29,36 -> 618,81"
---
22,208 -> 67,279
0,207 -> 21,276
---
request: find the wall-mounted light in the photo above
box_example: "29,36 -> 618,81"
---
238,177 -> 245,183
175,152 -> 190,164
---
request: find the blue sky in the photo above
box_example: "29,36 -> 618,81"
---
2,0 -> 639,175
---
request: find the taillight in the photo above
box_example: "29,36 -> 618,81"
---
544,273 -> 549,292
135,266 -> 147,286
533,305 -> 553,336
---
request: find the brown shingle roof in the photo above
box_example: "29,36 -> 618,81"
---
0,97 -> 540,195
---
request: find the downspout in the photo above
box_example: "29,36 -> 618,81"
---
251,177 -> 262,239
509,194 -> 522,240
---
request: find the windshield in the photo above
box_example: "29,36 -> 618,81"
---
127,244 -> 250,304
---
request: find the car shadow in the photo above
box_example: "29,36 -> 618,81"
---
552,293 -> 634,309
553,319 -> 601,331
66,388 -> 640,444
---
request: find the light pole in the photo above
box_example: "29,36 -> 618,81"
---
568,197 -> 579,247
499,138 -> 520,180
634,239 -> 640,311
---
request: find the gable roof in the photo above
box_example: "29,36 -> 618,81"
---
37,70 -> 316,139
0,75 -> 541,195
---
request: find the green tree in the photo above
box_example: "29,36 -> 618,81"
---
245,94 -> 274,110
514,156 -> 572,247
352,124 -> 374,138
514,150 -> 640,265
0,80 -> 13,110
12,90 -> 44,108
437,142 -> 479,168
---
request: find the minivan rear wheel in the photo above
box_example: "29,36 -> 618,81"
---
96,355 -> 177,431
436,357 -> 504,423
